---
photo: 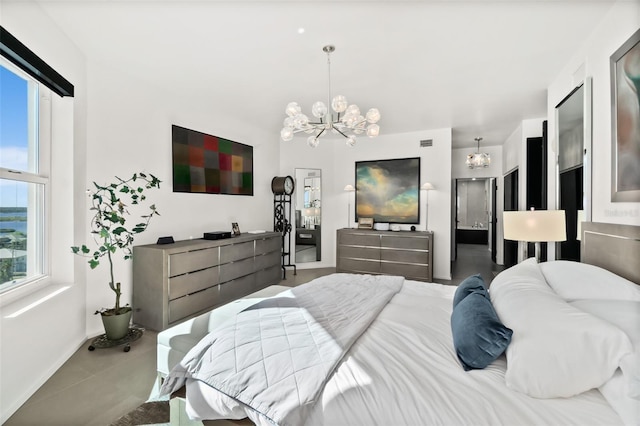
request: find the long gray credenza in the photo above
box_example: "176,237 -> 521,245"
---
336,228 -> 433,282
132,232 -> 282,331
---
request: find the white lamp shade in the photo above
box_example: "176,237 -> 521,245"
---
421,182 -> 435,191
503,210 -> 567,242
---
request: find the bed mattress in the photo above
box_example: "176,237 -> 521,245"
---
183,279 -> 621,425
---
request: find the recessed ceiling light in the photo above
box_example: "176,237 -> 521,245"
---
298,28 -> 305,34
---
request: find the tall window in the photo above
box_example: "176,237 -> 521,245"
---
0,59 -> 48,292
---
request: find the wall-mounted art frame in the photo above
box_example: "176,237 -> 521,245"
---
172,125 -> 253,195
611,28 -> 640,202
355,157 -> 421,224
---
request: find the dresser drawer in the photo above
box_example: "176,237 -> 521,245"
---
220,241 -> 255,264
380,249 -> 429,265
255,251 -> 280,272
381,235 -> 430,250
169,247 -> 219,277
168,266 -> 219,300
255,237 -> 280,255
339,245 -> 380,260
338,232 -> 381,247
381,262 -> 430,281
337,258 -> 380,274
259,265 -> 282,288
219,257 -> 254,282
169,285 -> 220,324
219,274 -> 255,302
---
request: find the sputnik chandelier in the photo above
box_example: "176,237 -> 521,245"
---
280,45 -> 381,148
466,137 -> 491,169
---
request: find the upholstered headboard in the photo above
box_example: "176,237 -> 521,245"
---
581,222 -> 640,285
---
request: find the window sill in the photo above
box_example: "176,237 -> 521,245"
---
0,275 -> 53,309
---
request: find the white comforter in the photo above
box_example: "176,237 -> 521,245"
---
161,273 -> 403,425
184,278 -> 622,426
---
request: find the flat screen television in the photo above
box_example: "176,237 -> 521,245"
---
355,157 -> 420,224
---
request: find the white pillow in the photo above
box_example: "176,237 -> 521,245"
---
539,260 -> 640,301
490,258 -> 633,398
571,299 -> 640,400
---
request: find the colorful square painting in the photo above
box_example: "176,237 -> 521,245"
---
172,125 -> 253,195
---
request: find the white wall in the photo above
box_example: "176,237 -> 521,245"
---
281,129 -> 453,280
547,0 -> 640,228
83,59 -> 280,335
0,3 -> 88,422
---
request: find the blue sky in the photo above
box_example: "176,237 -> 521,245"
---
1,64 -> 30,207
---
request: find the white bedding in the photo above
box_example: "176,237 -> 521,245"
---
184,279 -> 623,425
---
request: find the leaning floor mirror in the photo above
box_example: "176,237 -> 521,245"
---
294,168 -> 322,263
555,77 -> 592,261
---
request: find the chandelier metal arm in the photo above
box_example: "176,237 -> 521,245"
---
332,127 -> 350,139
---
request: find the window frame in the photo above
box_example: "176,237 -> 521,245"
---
0,58 -> 51,295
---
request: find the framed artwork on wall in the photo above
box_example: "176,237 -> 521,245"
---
355,157 -> 420,224
611,28 -> 640,202
172,125 -> 253,195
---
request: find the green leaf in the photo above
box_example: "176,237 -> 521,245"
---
112,226 -> 127,235
71,246 -> 79,254
89,259 -> 99,269
81,245 -> 91,253
120,186 -> 130,193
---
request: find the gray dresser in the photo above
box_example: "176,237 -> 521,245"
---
336,228 -> 433,282
132,233 -> 281,330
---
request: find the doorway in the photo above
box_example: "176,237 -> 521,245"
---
453,178 -> 499,284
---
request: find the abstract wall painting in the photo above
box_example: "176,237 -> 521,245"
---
172,125 -> 253,196
611,28 -> 640,202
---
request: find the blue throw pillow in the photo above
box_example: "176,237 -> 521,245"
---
451,292 -> 513,371
453,274 -> 488,308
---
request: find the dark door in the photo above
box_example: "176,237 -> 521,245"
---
558,166 -> 583,261
453,179 -> 458,260
491,178 -> 497,263
503,169 -> 519,268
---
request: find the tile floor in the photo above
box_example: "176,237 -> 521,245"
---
5,248 -> 499,425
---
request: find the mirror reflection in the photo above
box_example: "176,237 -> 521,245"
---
294,168 -> 321,263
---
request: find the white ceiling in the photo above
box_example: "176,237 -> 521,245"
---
35,0 -> 616,149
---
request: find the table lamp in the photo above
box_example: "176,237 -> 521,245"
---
503,209 -> 566,262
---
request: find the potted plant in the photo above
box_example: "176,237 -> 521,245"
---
72,172 -> 161,340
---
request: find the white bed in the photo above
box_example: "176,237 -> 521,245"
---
160,222 -> 640,426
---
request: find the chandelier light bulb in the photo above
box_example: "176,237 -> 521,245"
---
285,102 -> 301,117
281,128 -> 294,141
307,135 -> 320,148
332,95 -> 348,113
283,116 -> 295,129
311,101 -> 328,119
366,108 -> 380,123
293,113 -> 309,129
346,104 -> 360,117
280,45 -> 380,146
